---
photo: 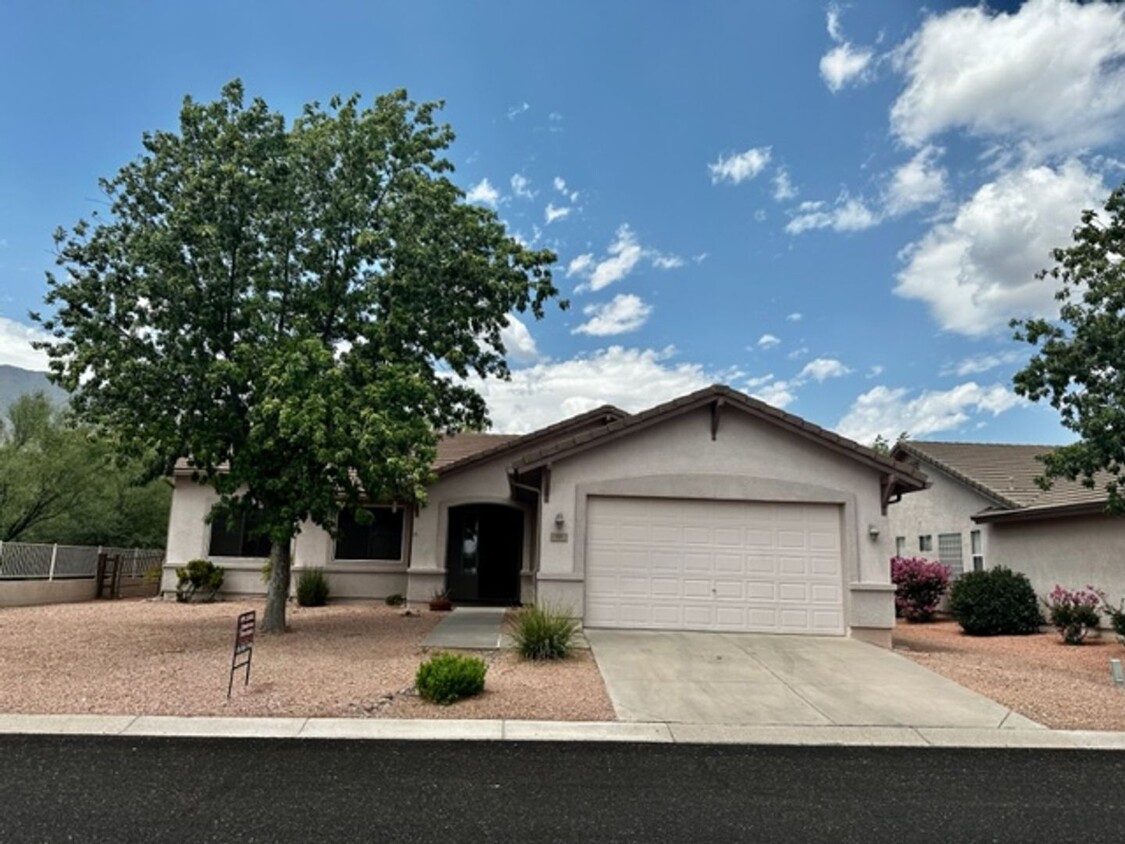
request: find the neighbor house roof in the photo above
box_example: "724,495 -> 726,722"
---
512,383 -> 928,493
893,440 -> 1109,523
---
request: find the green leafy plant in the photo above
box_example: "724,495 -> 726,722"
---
510,603 -> 579,660
296,568 -> 330,607
174,559 -> 224,603
414,652 -> 487,705
384,593 -> 405,606
1043,584 -> 1102,644
1103,600 -> 1125,645
948,567 -> 1043,636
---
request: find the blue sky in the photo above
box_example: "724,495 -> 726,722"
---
2,0 -> 1123,444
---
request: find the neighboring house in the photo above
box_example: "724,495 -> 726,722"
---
889,441 -> 1125,603
162,384 -> 927,645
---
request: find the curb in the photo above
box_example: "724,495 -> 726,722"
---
1,713 -> 1124,749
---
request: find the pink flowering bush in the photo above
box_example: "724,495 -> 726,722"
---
890,556 -> 951,622
1043,585 -> 1103,644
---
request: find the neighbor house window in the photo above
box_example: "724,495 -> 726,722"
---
918,535 -> 933,553
208,512 -> 272,558
971,530 -> 984,572
335,507 -> 405,561
938,532 -> 964,578
895,536 -> 906,557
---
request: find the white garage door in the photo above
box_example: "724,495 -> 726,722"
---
584,496 -> 845,634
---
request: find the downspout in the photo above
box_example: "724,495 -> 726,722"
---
508,470 -> 542,602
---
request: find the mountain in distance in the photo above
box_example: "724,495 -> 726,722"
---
0,364 -> 68,412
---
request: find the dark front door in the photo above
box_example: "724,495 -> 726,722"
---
445,504 -> 524,605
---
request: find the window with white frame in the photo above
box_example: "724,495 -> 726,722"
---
895,536 -> 906,557
918,534 -> 933,553
938,532 -> 963,578
971,530 -> 984,572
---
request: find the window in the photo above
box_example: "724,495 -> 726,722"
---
971,530 -> 984,572
335,507 -> 405,561
894,536 -> 906,557
938,532 -> 963,578
209,512 -> 272,558
918,535 -> 933,553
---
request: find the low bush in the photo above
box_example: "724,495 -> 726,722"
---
174,559 -> 224,603
510,603 -> 579,660
948,567 -> 1042,636
890,556 -> 950,622
1104,600 -> 1125,645
1043,585 -> 1102,644
296,568 -> 330,607
415,652 -> 487,705
385,593 -> 405,607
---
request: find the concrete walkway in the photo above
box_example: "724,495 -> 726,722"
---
587,630 -> 1040,729
422,607 -> 507,649
1,713 -> 1124,749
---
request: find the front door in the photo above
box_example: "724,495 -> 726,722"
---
445,504 -> 524,605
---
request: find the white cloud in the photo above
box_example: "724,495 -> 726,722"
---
757,333 -> 781,349
942,350 -> 1025,377
884,145 -> 947,216
787,346 -> 810,360
866,365 -> 884,378
465,178 -> 500,207
544,203 -> 571,224
507,102 -> 530,120
745,373 -> 774,389
573,294 -> 653,336
751,380 -> 795,409
0,317 -> 50,370
500,314 -> 539,364
773,167 -> 798,201
820,43 -> 875,93
464,345 -> 720,433
797,357 -> 852,383
890,0 -> 1125,151
786,312 -> 802,322
836,381 -> 1023,443
510,173 -> 535,200
709,146 -> 772,185
651,254 -> 684,270
786,194 -> 879,234
894,159 -> 1107,336
553,176 -> 579,202
566,254 -> 594,277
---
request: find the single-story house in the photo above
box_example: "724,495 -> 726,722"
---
888,440 -> 1125,602
162,384 -> 928,646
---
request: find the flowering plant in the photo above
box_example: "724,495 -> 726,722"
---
1043,585 -> 1103,644
890,556 -> 951,622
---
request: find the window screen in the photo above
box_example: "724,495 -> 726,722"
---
335,507 -> 405,561
970,529 -> 984,572
938,532 -> 963,577
919,535 -> 933,553
895,536 -> 906,557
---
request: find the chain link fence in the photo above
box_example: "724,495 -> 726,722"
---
0,542 -> 165,581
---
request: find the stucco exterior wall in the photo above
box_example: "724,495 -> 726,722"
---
885,461 -> 995,573
534,408 -> 897,635
988,514 -> 1125,603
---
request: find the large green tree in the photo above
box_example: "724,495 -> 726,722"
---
1012,181 -> 1125,512
34,81 -> 560,631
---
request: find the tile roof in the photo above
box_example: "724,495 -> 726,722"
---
896,440 -> 1109,519
433,433 -> 520,470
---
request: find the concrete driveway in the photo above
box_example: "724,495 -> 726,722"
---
587,630 -> 1039,729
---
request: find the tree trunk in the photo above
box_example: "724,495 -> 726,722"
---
260,538 -> 292,633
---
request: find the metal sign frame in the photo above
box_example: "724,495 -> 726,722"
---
228,610 -> 256,698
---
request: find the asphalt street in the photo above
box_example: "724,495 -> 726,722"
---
1,736 -> 1122,843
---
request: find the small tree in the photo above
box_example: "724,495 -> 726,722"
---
1012,182 -> 1125,512
34,81 -> 560,631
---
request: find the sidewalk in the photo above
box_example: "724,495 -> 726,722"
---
2,712 -> 1124,749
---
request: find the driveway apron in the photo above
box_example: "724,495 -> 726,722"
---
586,630 -> 1038,729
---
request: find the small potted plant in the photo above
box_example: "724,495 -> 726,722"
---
429,588 -> 452,612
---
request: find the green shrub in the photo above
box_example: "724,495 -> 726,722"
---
1102,600 -> 1125,645
296,568 -> 330,607
948,567 -> 1043,636
415,652 -> 487,705
385,593 -> 405,606
510,603 -> 579,660
174,559 -> 224,603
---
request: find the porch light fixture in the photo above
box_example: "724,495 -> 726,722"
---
554,513 -> 565,529
867,524 -> 880,539
1111,658 -> 1124,688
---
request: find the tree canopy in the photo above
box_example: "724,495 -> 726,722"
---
34,81 -> 561,630
1012,181 -> 1125,512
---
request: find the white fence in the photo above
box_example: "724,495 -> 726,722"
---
0,542 -> 164,581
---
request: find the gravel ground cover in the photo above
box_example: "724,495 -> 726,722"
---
0,599 -> 615,721
893,619 -> 1125,730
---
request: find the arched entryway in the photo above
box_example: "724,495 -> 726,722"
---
445,504 -> 524,605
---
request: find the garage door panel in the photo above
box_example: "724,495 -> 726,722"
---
585,497 -> 845,635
